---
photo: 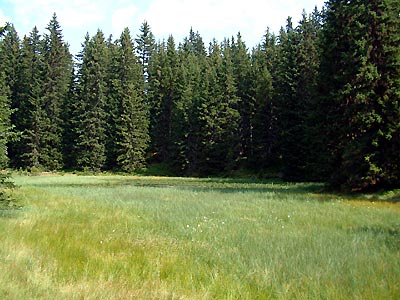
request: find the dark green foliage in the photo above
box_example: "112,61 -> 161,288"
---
169,44 -> 202,174
274,13 -> 323,181
250,34 -> 276,169
135,21 -> 155,87
319,0 -> 400,190
11,27 -> 44,169
1,9 -> 398,191
0,173 -> 16,208
6,15 -> 72,171
0,24 -> 20,108
40,14 -> 72,169
148,36 -> 181,164
275,18 -> 301,180
231,34 -> 254,166
74,31 -> 108,172
0,72 -> 12,169
114,28 -> 149,172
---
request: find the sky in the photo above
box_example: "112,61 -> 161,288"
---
1,0 -> 326,54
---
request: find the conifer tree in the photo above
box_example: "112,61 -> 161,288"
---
0,71 -> 12,168
220,39 -> 241,171
74,31 -> 108,172
41,14 -> 72,169
169,50 -> 199,173
135,21 -> 155,87
61,67 -> 79,170
275,18 -> 302,180
251,39 -> 275,169
0,25 -> 14,168
295,9 -> 324,180
114,28 -> 149,172
0,24 -> 20,108
0,24 -> 20,167
231,34 -> 254,165
320,0 -> 400,189
149,36 -> 181,164
172,35 -> 207,174
12,27 -> 44,169
200,39 -> 240,174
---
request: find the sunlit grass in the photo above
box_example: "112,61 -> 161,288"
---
0,174 -> 399,299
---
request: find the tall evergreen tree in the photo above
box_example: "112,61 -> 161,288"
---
0,24 -> 20,109
284,11 -> 322,180
103,35 -> 120,169
12,27 -> 44,169
135,21 -> 155,86
295,9 -> 324,180
275,18 -> 303,180
207,39 -> 241,173
61,66 -> 79,170
231,34 -> 254,166
320,0 -> 400,189
74,30 -> 108,172
41,14 -> 72,169
0,25 -> 13,168
149,36 -> 182,164
114,28 -> 149,172
220,39 -> 241,171
0,24 -> 20,168
250,38 -> 275,169
0,71 -> 12,168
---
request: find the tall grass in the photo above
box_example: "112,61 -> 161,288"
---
0,175 -> 399,299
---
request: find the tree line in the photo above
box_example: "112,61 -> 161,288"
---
0,0 -> 399,191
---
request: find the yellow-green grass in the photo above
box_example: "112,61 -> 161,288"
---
0,175 -> 399,299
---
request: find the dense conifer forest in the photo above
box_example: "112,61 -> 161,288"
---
0,0 -> 399,191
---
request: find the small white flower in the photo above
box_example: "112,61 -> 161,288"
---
186,224 -> 190,228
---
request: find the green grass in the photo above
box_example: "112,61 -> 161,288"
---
0,174 -> 399,299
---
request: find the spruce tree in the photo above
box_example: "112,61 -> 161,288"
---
0,25 -> 13,168
231,33 -> 254,166
174,35 -> 207,174
74,31 -> 108,172
275,18 -> 302,180
166,29 -> 208,174
250,40 -> 275,170
288,11 -> 321,180
204,39 -> 240,174
114,28 -> 149,172
135,21 -> 155,87
0,71 -> 12,168
103,35 -> 120,169
12,27 -> 44,169
220,39 -> 241,171
0,24 -> 20,109
61,67 -> 79,170
149,36 -> 181,164
320,0 -> 400,189
41,14 -> 72,169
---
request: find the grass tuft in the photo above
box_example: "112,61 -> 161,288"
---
0,174 -> 399,299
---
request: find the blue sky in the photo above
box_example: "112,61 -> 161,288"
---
1,0 -> 326,54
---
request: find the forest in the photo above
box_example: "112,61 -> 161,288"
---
0,0 -> 399,191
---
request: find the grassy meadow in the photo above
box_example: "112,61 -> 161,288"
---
0,174 -> 399,299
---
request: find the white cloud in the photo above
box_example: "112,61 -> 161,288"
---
0,8 -> 11,24
6,0 -> 108,32
5,0 -> 326,53
111,4 -> 138,38
141,0 -> 326,46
